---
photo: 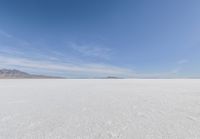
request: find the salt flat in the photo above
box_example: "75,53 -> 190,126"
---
0,79 -> 200,139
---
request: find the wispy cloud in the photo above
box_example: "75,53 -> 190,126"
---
177,59 -> 189,65
1,30 -> 191,78
170,59 -> 189,75
0,50 -> 192,78
0,30 -> 13,38
170,67 -> 181,74
69,42 -> 112,60
0,47 -> 25,55
0,31 -> 132,77
0,29 -> 31,48
0,54 -> 135,77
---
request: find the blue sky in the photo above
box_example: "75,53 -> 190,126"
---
0,0 -> 200,78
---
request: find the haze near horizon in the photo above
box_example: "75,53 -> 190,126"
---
0,0 -> 200,78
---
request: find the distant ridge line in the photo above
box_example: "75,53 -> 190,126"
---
0,69 -> 64,79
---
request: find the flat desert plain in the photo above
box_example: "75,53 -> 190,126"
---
0,79 -> 200,139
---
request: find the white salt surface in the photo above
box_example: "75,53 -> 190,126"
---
0,79 -> 200,139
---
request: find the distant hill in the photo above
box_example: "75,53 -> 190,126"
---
106,76 -> 122,79
0,69 -> 63,79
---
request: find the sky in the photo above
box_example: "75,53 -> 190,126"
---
0,0 -> 200,78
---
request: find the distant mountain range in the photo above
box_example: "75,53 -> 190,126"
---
3,69 -> 194,79
0,69 -> 63,79
0,69 -> 123,79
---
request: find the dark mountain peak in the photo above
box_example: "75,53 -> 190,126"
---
0,69 -> 63,79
